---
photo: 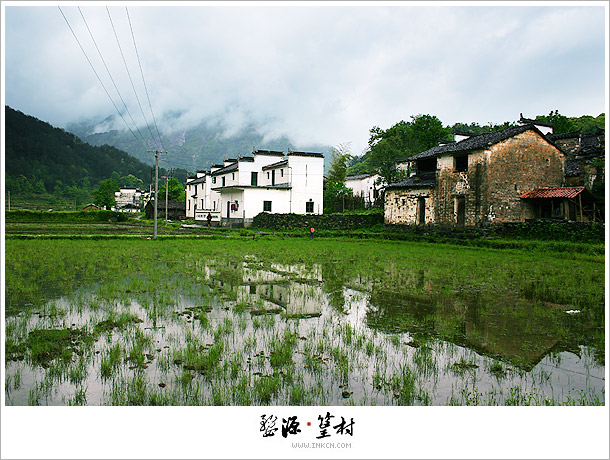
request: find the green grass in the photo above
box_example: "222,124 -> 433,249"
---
4,233 -> 605,406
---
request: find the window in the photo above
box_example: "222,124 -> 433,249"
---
454,155 -> 468,172
267,172 -> 270,179
232,173 -> 235,180
263,201 -> 272,212
281,169 -> 284,177
212,177 -> 216,184
306,201 -> 314,213
222,176 -> 226,187
251,172 -> 258,186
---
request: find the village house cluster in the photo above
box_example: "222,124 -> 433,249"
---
129,115 -> 603,228
185,149 -> 324,227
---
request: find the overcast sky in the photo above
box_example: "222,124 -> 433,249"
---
3,2 -> 607,157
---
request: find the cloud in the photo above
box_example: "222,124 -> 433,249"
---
3,4 -> 606,157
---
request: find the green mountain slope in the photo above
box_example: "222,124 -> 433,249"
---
5,106 -> 156,209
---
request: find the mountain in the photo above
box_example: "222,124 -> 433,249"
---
4,106 -> 157,208
67,115 -> 332,174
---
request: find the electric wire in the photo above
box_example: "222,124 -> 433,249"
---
58,6 -> 143,148
106,6 -> 160,151
126,7 -> 166,152
77,6 -> 150,149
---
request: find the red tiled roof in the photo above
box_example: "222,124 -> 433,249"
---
520,186 -> 585,199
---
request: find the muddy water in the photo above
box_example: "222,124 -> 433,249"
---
4,256 -> 605,406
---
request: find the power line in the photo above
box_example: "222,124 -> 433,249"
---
126,7 -> 165,152
58,6 -> 143,148
77,6 -> 150,149
106,6 -> 160,151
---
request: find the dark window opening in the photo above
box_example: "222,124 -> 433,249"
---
306,201 -> 314,213
418,158 -> 437,173
454,155 -> 468,172
222,176 -> 226,187
263,201 -> 272,212
251,172 -> 258,186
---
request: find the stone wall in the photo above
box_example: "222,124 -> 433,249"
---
252,212 -> 384,230
384,188 -> 434,225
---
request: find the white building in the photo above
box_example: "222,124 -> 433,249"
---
345,173 -> 384,207
186,149 -> 324,226
114,187 -> 146,212
185,169 -> 222,222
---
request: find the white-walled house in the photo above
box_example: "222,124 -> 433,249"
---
345,173 -> 384,207
114,187 -> 146,212
185,169 -> 222,222
186,149 -> 324,226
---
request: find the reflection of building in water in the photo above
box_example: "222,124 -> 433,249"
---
237,282 -> 324,318
367,289 -> 571,371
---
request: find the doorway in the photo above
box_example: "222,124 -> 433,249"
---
455,197 -> 465,227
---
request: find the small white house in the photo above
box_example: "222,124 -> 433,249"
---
345,173 -> 384,207
114,187 -> 146,212
186,149 -> 324,226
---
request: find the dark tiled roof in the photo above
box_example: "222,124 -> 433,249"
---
581,133 -> 603,149
519,116 -> 553,128
386,172 -> 436,190
211,164 -> 225,169
262,159 -> 288,171
346,173 -> 376,180
521,187 -> 585,199
288,151 -> 324,158
187,176 -> 207,185
210,162 -> 238,176
238,156 -> 255,162
254,149 -> 285,157
564,158 -> 581,177
547,131 -> 581,141
409,124 -> 549,161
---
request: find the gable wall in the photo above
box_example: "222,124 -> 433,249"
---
485,131 -> 564,223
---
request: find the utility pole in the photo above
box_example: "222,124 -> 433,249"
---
148,149 -> 167,239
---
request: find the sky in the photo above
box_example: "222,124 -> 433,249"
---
2,2 -> 608,158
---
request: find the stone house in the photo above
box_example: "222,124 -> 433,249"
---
384,124 -> 574,227
186,149 -> 324,227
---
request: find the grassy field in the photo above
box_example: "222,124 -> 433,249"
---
4,227 -> 606,406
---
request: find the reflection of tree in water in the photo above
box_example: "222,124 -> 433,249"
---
320,262 -> 350,315
366,286 -> 585,371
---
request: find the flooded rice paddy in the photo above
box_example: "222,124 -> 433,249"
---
4,238 -> 605,405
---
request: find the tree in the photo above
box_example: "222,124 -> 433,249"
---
327,142 -> 353,183
366,114 -> 451,185
158,177 -> 186,201
536,110 -> 578,134
120,174 -> 144,189
323,180 -> 354,214
93,178 -> 119,209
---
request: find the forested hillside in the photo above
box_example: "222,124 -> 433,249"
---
5,107 -> 155,209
